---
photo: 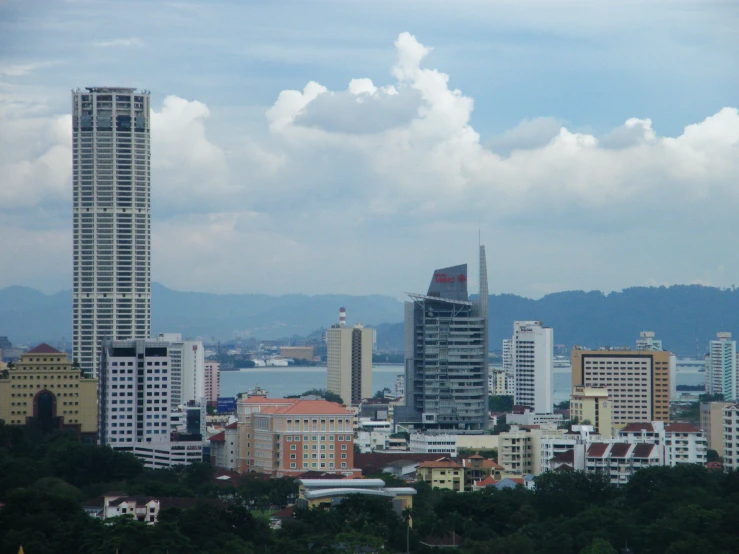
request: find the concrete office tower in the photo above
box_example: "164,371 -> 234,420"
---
98,339 -> 171,448
512,321 -> 554,414
637,331 -> 663,351
72,88 -> 151,378
204,361 -> 220,403
707,332 -> 737,400
502,339 -> 513,374
157,333 -> 204,408
326,317 -> 373,405
571,347 -> 671,427
399,246 -> 489,431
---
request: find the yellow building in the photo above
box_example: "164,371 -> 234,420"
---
700,401 -> 732,456
416,458 -> 464,491
0,344 -> 98,442
326,324 -> 373,406
571,385 -> 614,438
571,347 -> 671,426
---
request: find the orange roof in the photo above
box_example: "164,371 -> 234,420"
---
254,399 -> 352,416
509,478 -> 525,485
417,457 -> 463,469
239,397 -> 300,405
27,343 -> 62,354
461,457 -> 503,469
210,432 -> 225,443
474,475 -> 500,487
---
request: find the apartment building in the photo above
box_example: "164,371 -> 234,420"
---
700,401 -> 732,456
707,333 -> 737,400
326,323 -> 373,406
571,347 -> 671,427
416,458 -> 464,491
210,422 -> 239,470
497,425 -> 593,476
156,334 -> 204,408
570,385 -> 614,438
512,321 -> 553,414
204,361 -> 220,403
409,433 -> 458,456
722,403 -> 739,471
489,368 -> 514,396
0,343 -> 98,442
236,397 -> 357,477
618,422 -> 706,466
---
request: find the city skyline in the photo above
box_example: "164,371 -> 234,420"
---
1,1 -> 738,300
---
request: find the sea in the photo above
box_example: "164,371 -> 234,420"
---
220,363 -> 706,405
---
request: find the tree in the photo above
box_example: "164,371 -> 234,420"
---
555,400 -> 570,410
489,395 -> 514,412
580,538 -> 618,554
707,449 -> 721,462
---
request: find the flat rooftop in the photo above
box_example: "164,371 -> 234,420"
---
84,87 -> 138,93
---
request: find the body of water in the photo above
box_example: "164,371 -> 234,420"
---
221,365 -> 706,405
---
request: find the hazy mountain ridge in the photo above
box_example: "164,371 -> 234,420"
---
1,283 -> 737,355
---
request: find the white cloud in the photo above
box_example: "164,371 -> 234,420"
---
93,37 -> 143,48
0,62 -> 55,77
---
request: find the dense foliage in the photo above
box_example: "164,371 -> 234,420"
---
2,423 -> 739,553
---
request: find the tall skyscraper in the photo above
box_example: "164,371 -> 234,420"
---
511,321 -> 553,413
398,246 -> 489,431
72,87 -> 151,377
707,332 -> 737,400
571,347 -> 671,426
204,361 -> 220,403
326,310 -> 373,406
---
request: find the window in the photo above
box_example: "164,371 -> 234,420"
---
341,444 -> 347,450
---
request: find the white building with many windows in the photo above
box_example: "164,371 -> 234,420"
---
722,403 -> 739,471
707,333 -> 737,401
156,333 -> 204,408
72,87 -> 151,378
511,321 -> 553,414
409,433 -> 458,456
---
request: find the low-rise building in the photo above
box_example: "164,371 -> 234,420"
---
617,422 -> 707,466
498,425 -> 592,476
571,385 -> 614,438
416,458 -> 464,491
409,433 -> 458,456
506,411 -> 564,426
210,422 -> 239,470
131,441 -> 204,469
0,343 -> 98,442
83,492 -> 201,523
459,455 -> 504,490
280,346 -> 314,361
297,478 -> 416,512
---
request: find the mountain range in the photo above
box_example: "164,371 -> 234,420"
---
1,283 -> 738,356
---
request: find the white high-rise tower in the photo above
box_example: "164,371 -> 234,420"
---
72,87 -> 151,377
512,321 -> 553,413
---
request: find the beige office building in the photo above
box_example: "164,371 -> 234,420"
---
0,344 -> 98,441
280,346 -> 314,361
571,385 -> 614,438
326,324 -> 373,406
571,348 -> 671,428
700,401 -> 732,456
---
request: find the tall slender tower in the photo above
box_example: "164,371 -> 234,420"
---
72,87 -> 151,377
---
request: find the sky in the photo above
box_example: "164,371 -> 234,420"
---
0,0 -> 738,299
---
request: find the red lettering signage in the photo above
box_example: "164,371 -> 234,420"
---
434,273 -> 456,283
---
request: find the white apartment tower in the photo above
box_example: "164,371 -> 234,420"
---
707,332 -> 737,401
512,321 -> 553,413
157,333 -> 205,408
326,316 -> 373,406
98,339 -> 171,448
72,87 -> 151,378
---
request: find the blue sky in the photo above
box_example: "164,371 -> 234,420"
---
1,0 -> 738,298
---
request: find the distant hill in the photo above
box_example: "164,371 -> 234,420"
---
0,283 -> 737,355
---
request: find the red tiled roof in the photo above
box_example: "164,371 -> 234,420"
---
417,457 -> 463,469
468,454 -> 484,459
509,478 -> 525,485
225,422 -> 238,430
474,475 -> 500,487
665,423 -> 701,433
586,443 -> 609,458
27,343 -> 62,354
609,443 -> 632,458
550,449 -> 575,464
256,399 -> 352,415
555,464 -> 574,472
632,443 -> 657,458
460,457 -> 504,469
271,506 -> 295,519
707,462 -> 723,470
620,423 -> 655,433
210,432 -> 226,443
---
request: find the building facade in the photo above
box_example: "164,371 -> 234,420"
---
399,247 -> 489,431
280,346 -> 314,361
0,344 -> 97,441
722,403 -> 739,471
72,87 -> 151,378
409,433 -> 458,456
511,321 -> 553,414
236,397 -> 357,476
571,347 -> 671,427
489,368 -> 514,396
700,401 -> 732,456
570,385 -> 614,438
204,361 -> 220,403
636,331 -> 663,351
157,333 -> 204,408
707,333 -> 737,400
326,324 -> 373,406
98,339 -> 171,448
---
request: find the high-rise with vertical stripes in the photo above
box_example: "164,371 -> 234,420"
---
72,87 -> 151,377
